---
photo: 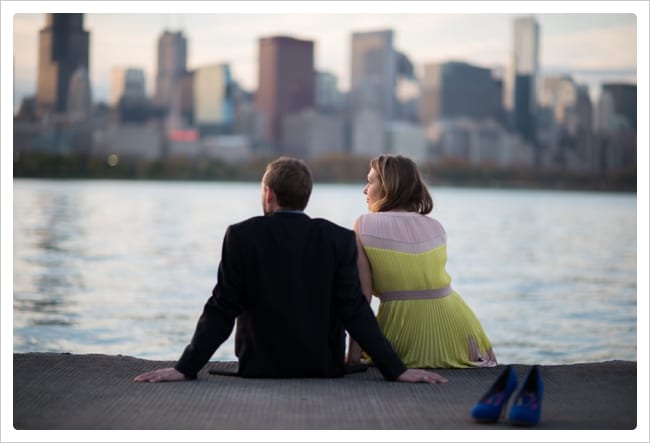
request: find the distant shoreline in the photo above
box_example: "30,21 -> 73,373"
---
13,174 -> 637,193
12,151 -> 637,193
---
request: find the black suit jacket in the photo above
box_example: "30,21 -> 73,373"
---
175,211 -> 406,380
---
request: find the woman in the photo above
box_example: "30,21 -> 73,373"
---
347,154 -> 497,368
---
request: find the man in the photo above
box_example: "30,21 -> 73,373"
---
135,157 -> 447,384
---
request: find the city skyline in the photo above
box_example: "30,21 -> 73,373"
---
7,4 -> 641,113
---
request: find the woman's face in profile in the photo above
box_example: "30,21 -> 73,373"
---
363,168 -> 382,211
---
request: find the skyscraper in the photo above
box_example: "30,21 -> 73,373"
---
36,13 -> 90,114
420,61 -> 500,126
394,50 -> 419,122
349,29 -> 396,121
595,83 -> 636,172
154,30 -> 187,112
600,83 -> 637,131
315,71 -> 343,113
112,67 -> 149,123
111,68 -> 147,107
194,63 -> 235,135
256,36 -> 315,150
504,16 -> 540,145
66,66 -> 92,122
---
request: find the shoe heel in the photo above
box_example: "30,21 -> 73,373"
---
470,365 -> 518,422
507,365 -> 544,426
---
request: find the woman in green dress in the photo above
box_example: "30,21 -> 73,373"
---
347,154 -> 497,368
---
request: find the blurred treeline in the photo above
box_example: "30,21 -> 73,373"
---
13,151 -> 636,192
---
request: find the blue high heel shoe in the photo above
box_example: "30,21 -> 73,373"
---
470,365 -> 518,422
507,365 -> 544,426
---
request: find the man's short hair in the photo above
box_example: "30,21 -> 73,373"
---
263,157 -> 313,211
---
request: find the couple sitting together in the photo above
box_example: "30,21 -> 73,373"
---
135,155 -> 496,385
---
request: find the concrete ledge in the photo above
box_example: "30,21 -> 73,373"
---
12,353 -> 637,430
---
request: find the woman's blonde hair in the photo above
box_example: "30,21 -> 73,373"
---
369,154 -> 433,214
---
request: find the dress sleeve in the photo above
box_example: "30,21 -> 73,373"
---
175,226 -> 243,379
335,230 -> 407,380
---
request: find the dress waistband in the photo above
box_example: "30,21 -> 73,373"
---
379,286 -> 453,302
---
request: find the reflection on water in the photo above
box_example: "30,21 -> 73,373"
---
15,190 -> 85,328
13,179 -> 637,364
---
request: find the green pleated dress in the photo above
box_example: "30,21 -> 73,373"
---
357,211 -> 497,369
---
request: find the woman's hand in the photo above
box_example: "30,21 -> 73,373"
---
346,339 -> 364,365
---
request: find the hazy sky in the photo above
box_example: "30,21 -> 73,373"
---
6,2 -> 643,111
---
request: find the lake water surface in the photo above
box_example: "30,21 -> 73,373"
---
12,179 -> 638,365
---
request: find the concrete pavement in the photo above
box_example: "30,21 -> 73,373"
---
12,353 -> 639,432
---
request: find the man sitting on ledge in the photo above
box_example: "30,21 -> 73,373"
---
135,157 -> 447,384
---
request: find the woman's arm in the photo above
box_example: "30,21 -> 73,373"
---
347,218 -> 374,364
354,233 -> 374,303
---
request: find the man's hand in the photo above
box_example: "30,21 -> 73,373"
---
397,368 -> 448,384
134,367 -> 187,383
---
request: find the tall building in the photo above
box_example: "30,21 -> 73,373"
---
179,71 -> 195,123
386,121 -> 428,161
394,51 -> 420,122
111,68 -> 147,107
154,30 -> 187,112
504,16 -> 540,145
282,109 -> 345,159
594,83 -> 636,174
315,71 -> 343,113
537,75 -> 599,171
600,83 -> 636,131
574,85 -> 596,172
539,76 -> 578,128
194,63 -> 235,135
349,29 -> 396,121
36,13 -> 90,114
111,67 -> 149,123
419,61 -> 500,126
66,66 -> 92,122
256,36 -> 315,150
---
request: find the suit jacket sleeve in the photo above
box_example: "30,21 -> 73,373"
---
335,230 -> 407,380
175,226 -> 243,379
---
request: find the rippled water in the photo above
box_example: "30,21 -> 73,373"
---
12,179 -> 637,365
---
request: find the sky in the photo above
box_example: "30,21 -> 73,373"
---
5,2 -> 643,112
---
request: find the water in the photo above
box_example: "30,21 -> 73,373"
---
12,179 -> 637,365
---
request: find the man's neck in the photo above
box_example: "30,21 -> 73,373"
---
272,208 -> 304,214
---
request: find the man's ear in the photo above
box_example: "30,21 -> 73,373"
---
264,185 -> 276,206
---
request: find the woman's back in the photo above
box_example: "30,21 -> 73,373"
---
356,211 -> 497,368
356,212 -> 451,296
